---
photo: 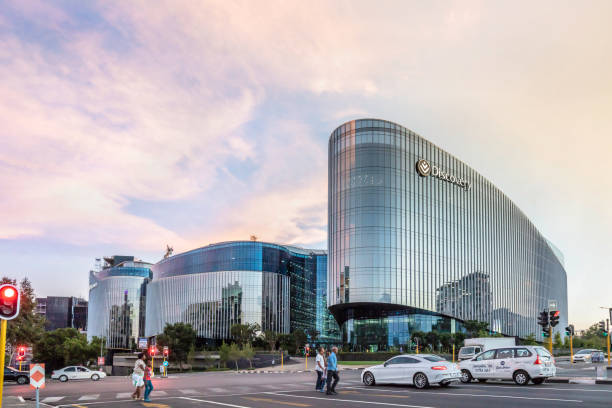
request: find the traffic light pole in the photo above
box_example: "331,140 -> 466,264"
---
0,319 -> 7,408
607,319 -> 610,367
549,327 -> 553,355
569,334 -> 573,364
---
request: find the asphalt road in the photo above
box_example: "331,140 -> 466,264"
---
4,370 -> 612,408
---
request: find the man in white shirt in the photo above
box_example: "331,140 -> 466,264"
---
315,347 -> 326,392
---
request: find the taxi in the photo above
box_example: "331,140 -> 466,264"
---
458,346 -> 555,385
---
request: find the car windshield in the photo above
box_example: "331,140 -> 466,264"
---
461,347 -> 474,354
423,356 -> 445,362
577,350 -> 593,354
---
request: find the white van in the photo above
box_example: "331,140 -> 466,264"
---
459,346 -> 555,385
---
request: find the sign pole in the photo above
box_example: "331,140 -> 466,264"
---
36,388 -> 39,408
0,320 -> 7,408
452,344 -> 455,363
570,334 -> 573,364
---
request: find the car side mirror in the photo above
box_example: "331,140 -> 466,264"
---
384,363 -> 389,367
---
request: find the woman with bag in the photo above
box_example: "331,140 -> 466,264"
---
131,352 -> 146,400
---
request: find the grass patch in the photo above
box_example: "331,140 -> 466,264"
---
338,361 -> 383,366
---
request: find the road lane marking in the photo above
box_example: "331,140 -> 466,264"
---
243,397 -> 310,407
179,389 -> 199,394
150,390 -> 168,396
42,397 -> 65,403
179,397 -> 254,407
142,403 -> 170,408
264,393 -> 433,408
116,392 -> 133,398
210,387 -> 230,393
342,386 -> 583,403
71,405 -> 87,408
77,395 -> 99,401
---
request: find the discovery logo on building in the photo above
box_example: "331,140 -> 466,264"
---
416,159 -> 471,191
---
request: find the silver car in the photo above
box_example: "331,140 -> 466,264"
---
459,346 -> 555,385
361,354 -> 462,389
572,349 -> 600,362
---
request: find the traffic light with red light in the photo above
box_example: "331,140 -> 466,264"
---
549,310 -> 560,327
149,346 -> 157,356
0,284 -> 20,320
163,346 -> 169,357
18,346 -> 26,357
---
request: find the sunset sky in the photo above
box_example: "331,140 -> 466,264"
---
1,1 -> 611,330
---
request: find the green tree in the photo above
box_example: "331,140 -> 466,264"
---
219,342 -> 231,369
230,323 -> 260,348
411,331 -> 426,351
439,333 -> 452,352
452,332 -> 466,349
155,322 -> 196,371
292,329 -> 307,354
228,343 -> 243,370
553,332 -> 563,349
425,331 -> 440,351
242,343 -> 255,369
463,320 -> 490,337
263,330 -> 278,351
0,277 -> 46,352
34,328 -> 92,371
278,333 -> 294,353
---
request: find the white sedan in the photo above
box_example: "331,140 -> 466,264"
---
361,354 -> 462,389
572,349 -> 600,362
51,366 -> 106,382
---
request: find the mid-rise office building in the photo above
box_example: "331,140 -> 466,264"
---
87,256 -> 152,349
145,241 -> 339,346
328,119 -> 568,350
36,296 -> 88,331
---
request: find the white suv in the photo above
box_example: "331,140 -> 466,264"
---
458,346 -> 555,385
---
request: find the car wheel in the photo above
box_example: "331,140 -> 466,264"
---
478,379 -> 487,383
59,375 -> 68,382
17,376 -> 28,385
362,371 -> 375,386
532,378 -> 545,385
413,372 -> 429,389
460,369 -> 473,383
513,370 -> 530,386
91,374 -> 100,381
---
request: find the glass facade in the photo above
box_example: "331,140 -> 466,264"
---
145,241 -> 340,344
87,258 -> 152,349
328,119 -> 568,349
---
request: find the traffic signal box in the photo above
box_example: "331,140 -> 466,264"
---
549,310 -> 560,327
163,346 -> 169,357
599,321 -> 608,337
565,325 -> 574,336
0,284 -> 20,320
149,346 -> 157,357
538,311 -> 550,337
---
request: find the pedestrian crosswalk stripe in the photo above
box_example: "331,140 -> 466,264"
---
41,397 -> 65,403
116,392 -> 133,398
151,391 -> 168,396
179,389 -> 199,395
210,387 -> 229,393
78,394 -> 100,401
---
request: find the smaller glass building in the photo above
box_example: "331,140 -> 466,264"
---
145,241 -> 339,345
87,256 -> 152,349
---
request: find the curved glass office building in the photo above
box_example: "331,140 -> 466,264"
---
328,119 -> 568,350
87,256 -> 152,349
145,241 -> 339,345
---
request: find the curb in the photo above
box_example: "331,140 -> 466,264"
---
546,377 -> 612,385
